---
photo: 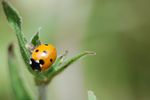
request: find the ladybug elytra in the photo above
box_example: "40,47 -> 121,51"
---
30,44 -> 57,71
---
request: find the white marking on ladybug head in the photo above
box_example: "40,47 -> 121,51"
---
41,52 -> 47,57
35,60 -> 39,63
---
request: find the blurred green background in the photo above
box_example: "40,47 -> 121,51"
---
0,0 -> 150,100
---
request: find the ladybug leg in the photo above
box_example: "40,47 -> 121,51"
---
26,43 -> 35,53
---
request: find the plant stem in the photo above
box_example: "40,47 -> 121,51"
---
38,84 -> 47,100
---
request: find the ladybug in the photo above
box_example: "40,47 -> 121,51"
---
30,44 -> 57,71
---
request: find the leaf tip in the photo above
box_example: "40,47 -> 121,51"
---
85,51 -> 96,55
2,0 -> 7,8
38,27 -> 42,32
88,90 -> 97,100
2,0 -> 6,4
8,43 -> 14,57
2,0 -> 22,30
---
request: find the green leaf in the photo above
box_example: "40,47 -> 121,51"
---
26,29 -> 41,53
30,28 -> 41,46
2,0 -> 27,43
2,0 -> 21,30
2,0 -> 37,75
88,90 -> 97,100
2,0 -> 29,63
42,51 -> 68,78
45,51 -> 96,78
7,43 -> 34,100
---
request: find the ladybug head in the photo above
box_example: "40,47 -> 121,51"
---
30,58 -> 41,71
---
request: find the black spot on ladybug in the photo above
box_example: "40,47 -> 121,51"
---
45,44 -> 48,46
39,59 -> 44,65
43,50 -> 47,53
50,59 -> 53,62
35,49 -> 39,52
30,58 -> 41,71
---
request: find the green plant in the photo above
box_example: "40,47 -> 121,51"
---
88,90 -> 97,100
2,0 -> 96,100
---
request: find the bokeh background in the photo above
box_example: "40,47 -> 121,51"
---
0,0 -> 150,100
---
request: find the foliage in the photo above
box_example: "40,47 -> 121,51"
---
88,90 -> 97,100
2,0 -> 96,100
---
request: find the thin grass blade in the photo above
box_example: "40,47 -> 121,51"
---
7,43 -> 34,100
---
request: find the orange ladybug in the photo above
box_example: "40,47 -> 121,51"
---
30,44 -> 57,71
